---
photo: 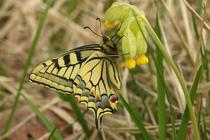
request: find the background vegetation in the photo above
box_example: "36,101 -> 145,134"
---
0,0 -> 209,139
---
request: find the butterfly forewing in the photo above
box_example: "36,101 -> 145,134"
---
29,44 -> 101,93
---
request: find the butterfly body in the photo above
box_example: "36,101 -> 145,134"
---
29,35 -> 121,128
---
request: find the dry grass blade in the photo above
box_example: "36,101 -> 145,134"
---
183,0 -> 210,34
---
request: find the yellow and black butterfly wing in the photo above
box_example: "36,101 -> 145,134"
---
29,45 -> 121,129
29,44 -> 102,93
73,51 -> 121,128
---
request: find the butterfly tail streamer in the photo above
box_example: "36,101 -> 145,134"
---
95,114 -> 102,129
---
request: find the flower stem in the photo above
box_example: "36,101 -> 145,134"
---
142,17 -> 200,140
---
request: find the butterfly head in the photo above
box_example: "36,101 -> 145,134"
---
84,18 -> 119,56
101,35 -> 118,55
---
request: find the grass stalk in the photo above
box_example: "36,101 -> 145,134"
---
154,15 -> 166,140
176,65 -> 203,139
141,17 -> 200,140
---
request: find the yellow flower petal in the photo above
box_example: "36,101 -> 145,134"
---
104,21 -> 115,29
125,58 -> 136,69
136,54 -> 149,65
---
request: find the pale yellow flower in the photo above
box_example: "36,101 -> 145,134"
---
125,58 -> 136,69
105,2 -> 149,68
136,54 -> 149,65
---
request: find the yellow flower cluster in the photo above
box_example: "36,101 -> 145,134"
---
125,54 -> 149,69
104,2 -> 149,69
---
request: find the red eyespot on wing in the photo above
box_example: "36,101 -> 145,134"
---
89,90 -> 94,96
110,95 -> 118,103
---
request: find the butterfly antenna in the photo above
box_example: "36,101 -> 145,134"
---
111,24 -> 122,42
84,26 -> 102,37
96,18 -> 104,36
115,35 -> 124,43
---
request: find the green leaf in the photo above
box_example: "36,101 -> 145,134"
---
176,65 -> 203,140
48,127 -> 57,140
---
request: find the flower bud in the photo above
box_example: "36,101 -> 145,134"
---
125,58 -> 136,69
136,54 -> 149,65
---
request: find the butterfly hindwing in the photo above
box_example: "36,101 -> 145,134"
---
73,51 -> 120,128
29,44 -> 101,93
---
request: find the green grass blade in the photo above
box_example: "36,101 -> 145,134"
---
196,0 -> 204,14
3,0 -> 54,135
154,13 -> 166,140
48,127 -> 57,140
119,94 -> 152,140
22,94 -> 63,140
200,111 -> 207,140
192,0 -> 208,79
200,45 -> 209,81
58,94 -> 91,138
176,65 -> 203,140
0,65 -> 7,76
192,5 -> 209,137
67,0 -> 77,15
192,15 -> 199,40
